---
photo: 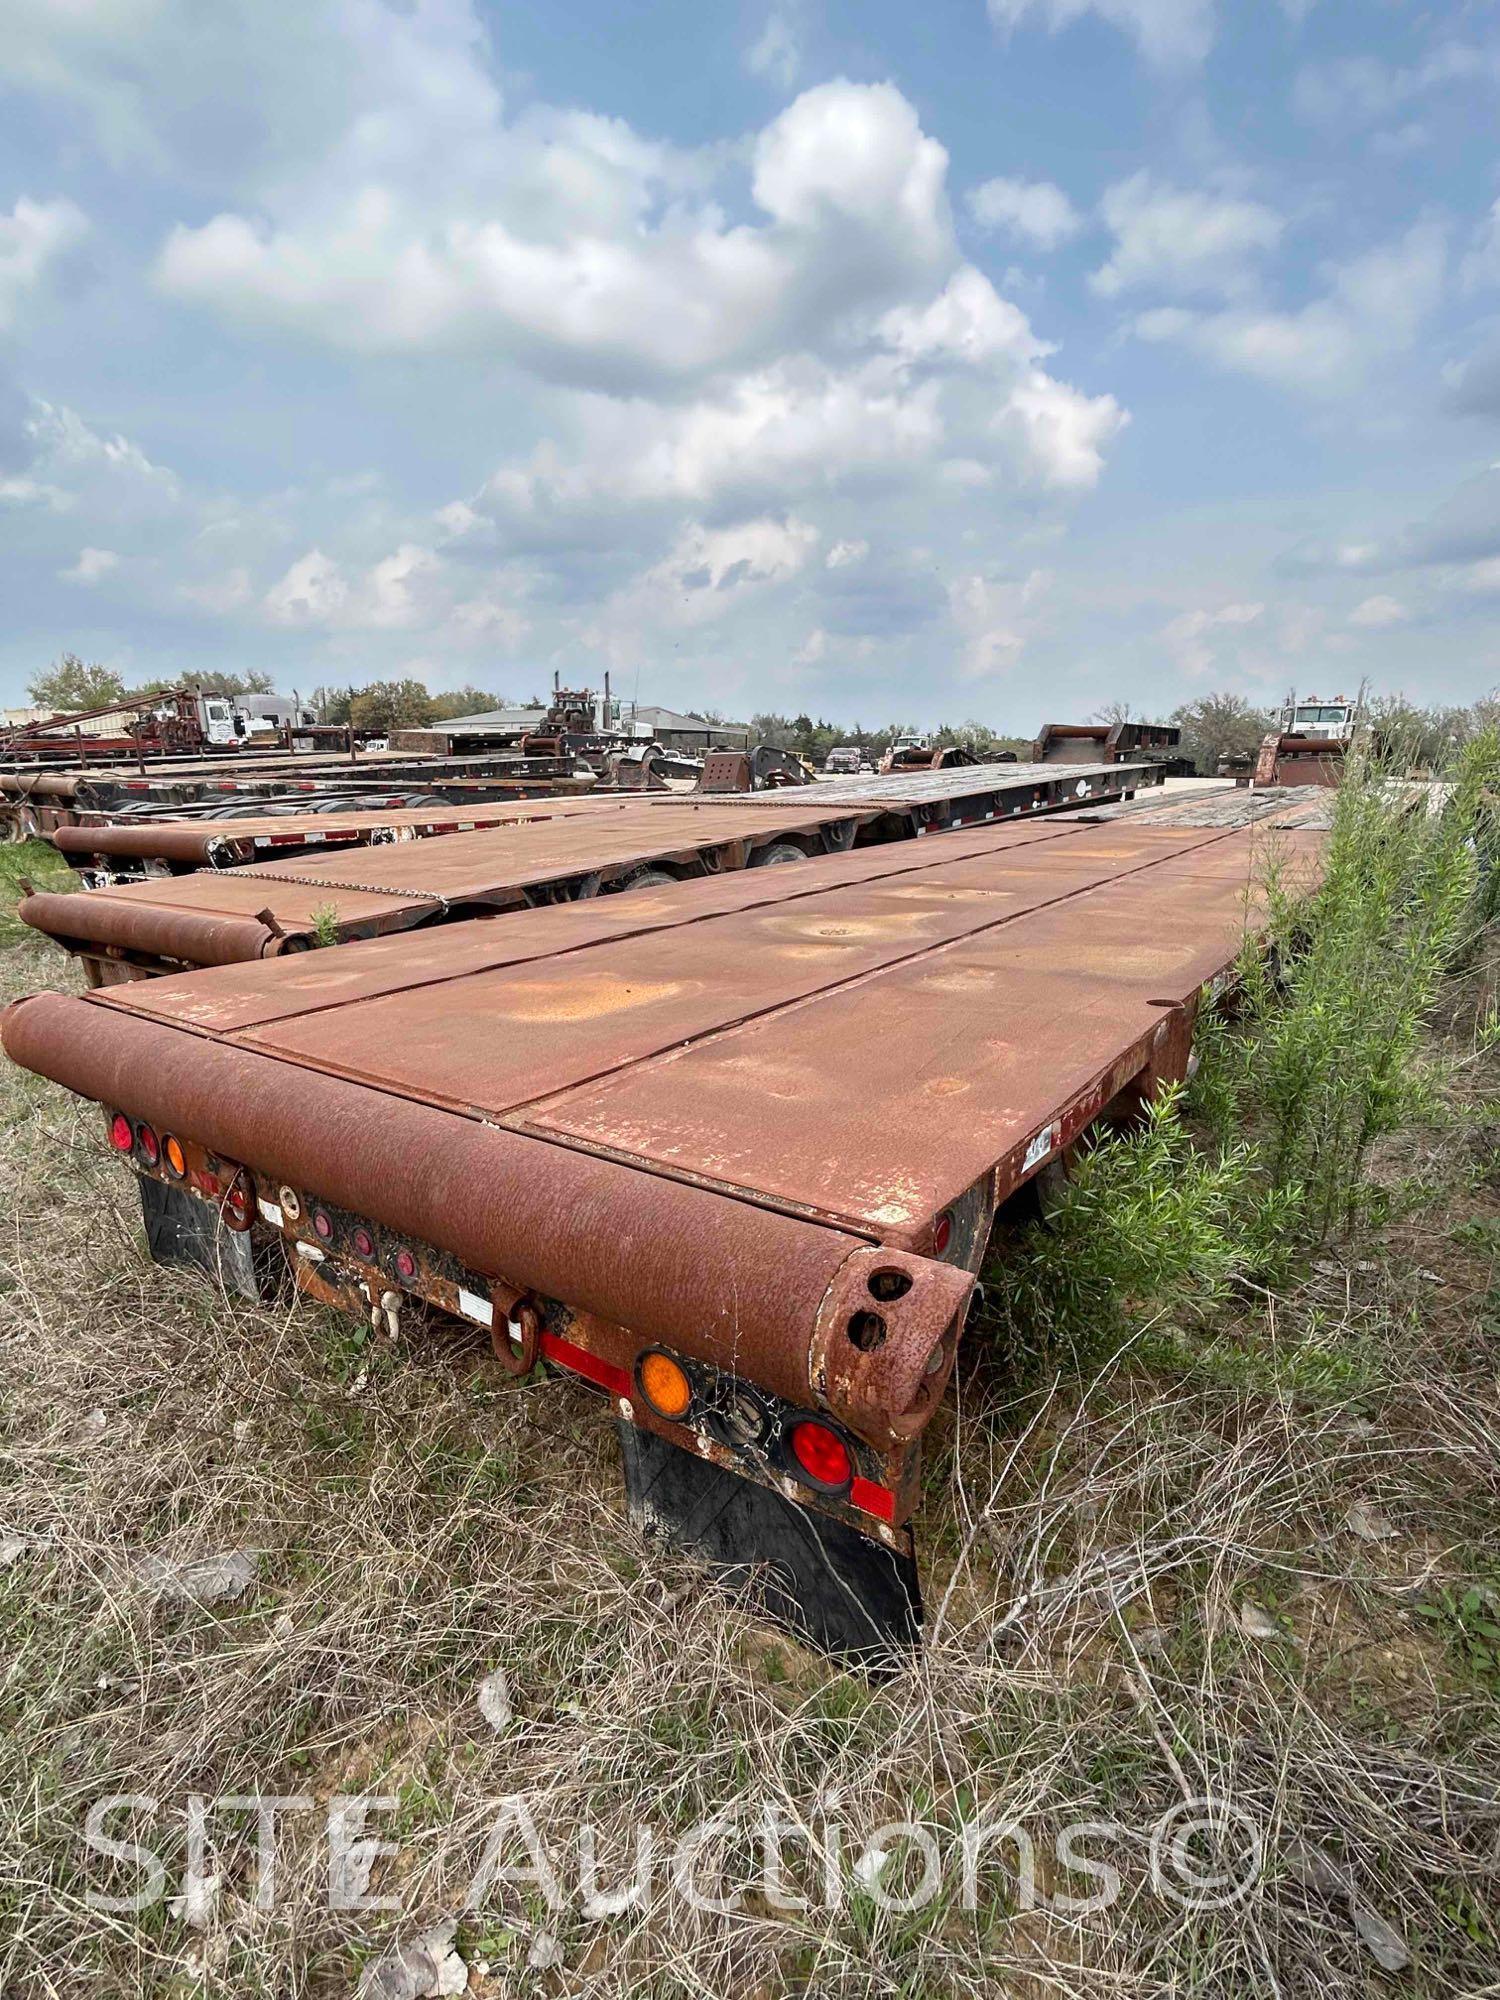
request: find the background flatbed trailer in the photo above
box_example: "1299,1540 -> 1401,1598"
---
51,794 -> 638,879
0,755 -> 590,839
19,759 -> 1164,980
3,810 -> 1321,1661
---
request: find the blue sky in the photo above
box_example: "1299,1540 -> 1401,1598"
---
1,0 -> 1498,730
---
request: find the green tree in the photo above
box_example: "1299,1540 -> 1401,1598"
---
309,685 -> 354,725
132,669 -> 276,698
27,654 -> 126,713
1170,691 -> 1270,775
750,711 -> 797,749
428,686 -> 510,722
934,717 -> 1002,755
347,679 -> 434,733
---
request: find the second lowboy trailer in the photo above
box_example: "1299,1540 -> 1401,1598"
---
3,811 -> 1322,1664
0,753 -> 591,840
50,794 -> 637,881
20,759 -> 1164,982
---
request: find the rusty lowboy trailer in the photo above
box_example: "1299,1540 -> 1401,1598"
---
0,753 -> 590,841
50,794 -> 632,881
20,759 -> 1164,982
3,810 -> 1320,1662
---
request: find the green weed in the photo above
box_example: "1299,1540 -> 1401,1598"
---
985,737 -> 1500,1364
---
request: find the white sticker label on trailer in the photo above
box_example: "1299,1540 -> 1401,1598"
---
1023,1122 -> 1060,1173
258,1198 -> 284,1228
458,1288 -> 494,1327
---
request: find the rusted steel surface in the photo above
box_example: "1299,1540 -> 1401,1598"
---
22,761 -> 1164,974
660,758 -> 1162,812
3,815 -> 1322,1455
21,796 -> 882,968
2,991 -> 970,1445
1058,783 -> 1337,829
41,817 -> 1311,1200
88,817 -> 1090,1033
52,795 -> 630,868
19,894 -> 291,969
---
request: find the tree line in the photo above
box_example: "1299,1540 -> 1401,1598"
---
25,655 -> 1500,771
750,713 -> 1034,762
25,657 -> 521,734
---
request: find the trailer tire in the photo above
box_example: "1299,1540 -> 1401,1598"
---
617,867 -> 677,893
749,842 -> 807,868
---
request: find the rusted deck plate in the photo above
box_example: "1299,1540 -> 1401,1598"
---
25,797 -> 894,955
25,759 -> 1162,967
639,759 -> 1159,810
92,817 -> 1089,1030
87,819 -> 1321,1238
1057,783 -> 1337,829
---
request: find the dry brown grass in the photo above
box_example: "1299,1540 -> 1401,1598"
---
2,857 -> 1499,1997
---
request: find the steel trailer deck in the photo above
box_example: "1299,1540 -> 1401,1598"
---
0,756 -> 592,840
5,810 -> 1320,1660
50,794 -> 635,877
20,760 -> 1162,980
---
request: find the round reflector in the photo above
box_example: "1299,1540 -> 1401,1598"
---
789,1420 -> 852,1490
932,1210 -> 953,1256
638,1350 -> 692,1420
352,1227 -> 375,1259
163,1135 -> 187,1179
312,1209 -> 333,1240
108,1112 -> 133,1153
394,1248 -> 417,1281
137,1123 -> 160,1165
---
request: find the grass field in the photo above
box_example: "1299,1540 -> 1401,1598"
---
2,797 -> 1499,1999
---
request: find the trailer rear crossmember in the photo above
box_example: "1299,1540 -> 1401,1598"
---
3,813 -> 1321,1666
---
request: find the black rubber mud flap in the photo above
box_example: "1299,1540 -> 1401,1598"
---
618,1423 -> 922,1671
138,1175 -> 271,1303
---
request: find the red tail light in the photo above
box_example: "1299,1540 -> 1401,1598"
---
137,1124 -> 160,1165
789,1420 -> 852,1490
222,1174 -> 253,1231
312,1209 -> 333,1240
932,1210 -> 953,1256
394,1248 -> 417,1281
352,1227 -> 375,1259
108,1112 -> 133,1152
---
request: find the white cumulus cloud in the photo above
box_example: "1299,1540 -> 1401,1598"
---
1348,594 -> 1407,628
987,0 -> 1215,67
1162,599 -> 1263,674
1134,219 -> 1446,393
0,195 -> 87,330
1092,173 -> 1281,300
60,545 -> 118,584
826,539 -> 869,569
967,175 -> 1082,250
156,79 -> 956,393
746,5 -> 802,89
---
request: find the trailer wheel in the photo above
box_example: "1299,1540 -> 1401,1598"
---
617,867 -> 677,893
749,841 -> 807,868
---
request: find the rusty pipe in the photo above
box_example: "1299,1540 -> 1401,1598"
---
2,992 -> 971,1445
52,823 -> 231,865
18,891 -> 283,968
